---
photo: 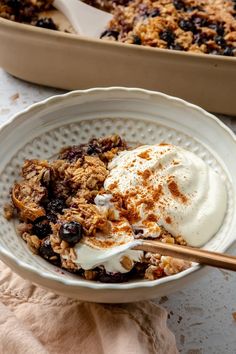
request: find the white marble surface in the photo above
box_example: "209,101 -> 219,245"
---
1,68 -> 236,354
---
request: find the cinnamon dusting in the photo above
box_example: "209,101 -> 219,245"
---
168,180 -> 187,203
152,185 -> 163,201
165,216 -> 172,224
138,150 -> 151,160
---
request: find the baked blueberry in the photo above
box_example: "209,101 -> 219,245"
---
192,16 -> 208,28
214,36 -> 226,48
46,213 -> 58,224
59,221 -> 83,244
209,22 -> 225,36
98,272 -> 129,283
60,145 -> 86,162
100,30 -> 119,40
32,216 -> 52,239
169,43 -> 183,51
39,236 -> 54,259
149,8 -> 160,17
133,35 -> 142,45
223,46 -> 234,56
46,198 -> 65,214
173,0 -> 185,11
193,33 -> 208,45
39,236 -> 61,265
35,18 -> 58,30
6,0 -> 21,9
160,29 -> 175,45
179,19 -> 197,33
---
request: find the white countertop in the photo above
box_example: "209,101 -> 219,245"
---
1,68 -> 236,354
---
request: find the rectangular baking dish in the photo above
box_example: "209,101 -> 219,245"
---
0,12 -> 235,115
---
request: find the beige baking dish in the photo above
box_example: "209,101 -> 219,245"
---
0,12 -> 235,115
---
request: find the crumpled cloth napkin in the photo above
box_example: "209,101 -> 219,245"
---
0,261 -> 178,354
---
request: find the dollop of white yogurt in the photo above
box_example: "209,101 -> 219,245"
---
73,143 -> 227,273
105,144 -> 227,247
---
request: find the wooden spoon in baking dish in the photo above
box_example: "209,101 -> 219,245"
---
92,240 -> 236,271
53,0 -> 113,38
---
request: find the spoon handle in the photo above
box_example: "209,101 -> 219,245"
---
133,240 -> 236,271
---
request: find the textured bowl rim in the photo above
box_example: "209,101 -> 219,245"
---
0,87 -> 235,291
1,16 -> 236,64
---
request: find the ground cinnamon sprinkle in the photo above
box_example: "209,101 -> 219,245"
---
136,197 -> 154,209
108,182 -> 118,190
112,223 -> 132,234
143,169 -> 151,179
152,185 -> 163,201
172,160 -> 180,166
165,216 -> 172,224
168,180 -> 187,204
125,209 -> 139,223
145,214 -> 157,222
138,150 -> 151,160
137,169 -> 151,180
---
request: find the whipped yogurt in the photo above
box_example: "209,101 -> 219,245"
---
105,144 -> 227,247
74,243 -> 143,273
73,143 -> 227,273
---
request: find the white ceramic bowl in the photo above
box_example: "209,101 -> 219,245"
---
0,88 -> 235,303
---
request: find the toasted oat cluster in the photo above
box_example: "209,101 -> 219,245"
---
100,0 -> 236,56
5,135 -> 190,283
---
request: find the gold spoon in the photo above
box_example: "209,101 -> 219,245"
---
133,239 -> 236,271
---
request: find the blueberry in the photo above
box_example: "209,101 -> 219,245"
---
194,32 -> 208,45
5,0 -> 21,9
208,49 -> 221,56
59,221 -> 83,244
160,29 -> 175,45
32,216 -> 52,239
223,46 -> 234,56
149,8 -> 160,17
35,18 -> 58,30
39,236 -> 54,258
214,35 -> 226,48
87,145 -> 97,155
46,213 -> 58,224
192,16 -> 208,27
179,19 -> 197,33
98,272 -> 130,283
86,143 -> 102,155
46,198 -> 65,214
100,30 -> 119,40
209,22 -> 225,36
60,145 -> 86,162
186,5 -> 202,12
173,0 -> 185,11
39,236 -> 61,265
169,43 -> 183,51
133,35 -> 142,45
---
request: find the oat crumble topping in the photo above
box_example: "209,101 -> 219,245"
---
0,0 -> 235,56
5,135 -> 190,283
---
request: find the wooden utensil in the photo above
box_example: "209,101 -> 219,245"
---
133,240 -> 236,271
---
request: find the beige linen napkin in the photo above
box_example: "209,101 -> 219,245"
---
0,261 -> 178,354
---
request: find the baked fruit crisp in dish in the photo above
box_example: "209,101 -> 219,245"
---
4,135 -> 227,283
0,0 -> 235,56
99,0 -> 236,56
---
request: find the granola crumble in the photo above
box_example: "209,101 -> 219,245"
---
5,134 -> 191,283
101,0 -> 236,56
1,0 -> 235,56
